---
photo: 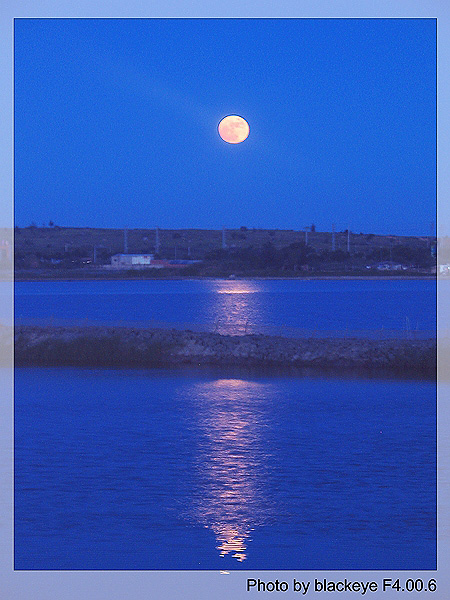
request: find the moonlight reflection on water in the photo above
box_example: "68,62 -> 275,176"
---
184,378 -> 275,562
14,368 -> 436,570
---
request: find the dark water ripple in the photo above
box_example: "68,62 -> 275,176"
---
14,279 -> 436,336
15,367 -> 436,570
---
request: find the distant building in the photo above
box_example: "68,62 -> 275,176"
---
149,259 -> 202,269
111,254 -> 154,268
375,262 -> 403,271
110,254 -> 201,269
365,262 -> 408,271
440,264 -> 450,275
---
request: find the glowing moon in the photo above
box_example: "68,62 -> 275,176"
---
218,115 -> 249,144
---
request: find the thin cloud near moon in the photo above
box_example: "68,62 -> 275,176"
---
218,115 -> 250,144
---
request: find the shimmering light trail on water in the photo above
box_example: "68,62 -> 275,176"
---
182,378 -> 276,562
13,279 -> 436,337
15,367 -> 436,570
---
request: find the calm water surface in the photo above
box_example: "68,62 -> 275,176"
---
14,278 -> 436,335
15,367 -> 436,570
14,279 -> 436,569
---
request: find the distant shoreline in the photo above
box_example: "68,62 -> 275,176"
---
13,273 -> 437,282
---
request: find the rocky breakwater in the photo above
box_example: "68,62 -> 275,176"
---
14,325 -> 436,378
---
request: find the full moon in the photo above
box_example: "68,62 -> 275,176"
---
218,115 -> 250,144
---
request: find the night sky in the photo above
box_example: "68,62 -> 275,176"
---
14,18 -> 436,235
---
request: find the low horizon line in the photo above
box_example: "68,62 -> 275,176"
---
12,224 -> 436,238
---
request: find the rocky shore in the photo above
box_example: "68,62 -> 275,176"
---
13,325 -> 436,378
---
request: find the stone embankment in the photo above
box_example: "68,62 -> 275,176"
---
13,325 -> 436,378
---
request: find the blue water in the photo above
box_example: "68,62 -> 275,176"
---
14,279 -> 436,569
14,278 -> 436,336
15,367 -> 436,571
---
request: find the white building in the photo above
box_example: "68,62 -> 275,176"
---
111,254 -> 154,268
376,262 -> 403,271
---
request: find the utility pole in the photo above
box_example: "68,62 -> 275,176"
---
155,227 -> 160,254
347,227 -> 350,253
222,227 -> 227,249
123,229 -> 128,254
304,227 -> 309,246
429,221 -> 435,248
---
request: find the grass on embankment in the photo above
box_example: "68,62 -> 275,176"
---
13,325 -> 437,379
14,327 -> 176,367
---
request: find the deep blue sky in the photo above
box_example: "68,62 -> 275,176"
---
14,18 -> 436,235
